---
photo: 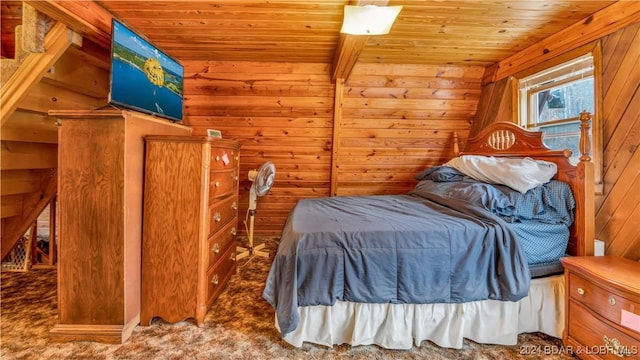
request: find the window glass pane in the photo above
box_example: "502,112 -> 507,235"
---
517,52 -> 601,192
539,122 -> 590,164
534,77 -> 594,124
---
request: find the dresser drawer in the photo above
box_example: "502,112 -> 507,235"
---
209,171 -> 235,199
210,147 -> 238,171
207,219 -> 237,270
206,244 -> 236,306
569,273 -> 640,328
568,301 -> 640,359
208,195 -> 238,237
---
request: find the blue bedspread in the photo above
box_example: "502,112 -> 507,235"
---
413,177 -> 575,265
263,190 -> 532,337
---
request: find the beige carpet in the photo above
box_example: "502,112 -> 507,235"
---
1,239 -> 572,360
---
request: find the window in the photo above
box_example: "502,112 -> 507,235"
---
518,54 -> 594,164
517,51 -> 602,193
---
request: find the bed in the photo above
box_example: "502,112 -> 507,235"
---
263,112 -> 595,350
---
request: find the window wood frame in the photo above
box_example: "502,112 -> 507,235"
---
512,41 -> 603,194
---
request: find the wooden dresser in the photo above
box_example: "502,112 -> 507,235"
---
141,136 -> 240,327
50,110 -> 191,343
561,256 -> 640,359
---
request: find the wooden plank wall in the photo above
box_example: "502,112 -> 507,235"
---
338,63 -> 484,196
183,61 -> 484,237
596,22 -> 640,260
183,62 -> 335,237
468,76 -> 513,137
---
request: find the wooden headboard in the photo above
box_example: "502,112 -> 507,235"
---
454,111 -> 595,257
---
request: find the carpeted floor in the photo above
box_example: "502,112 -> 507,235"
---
1,239 -> 573,360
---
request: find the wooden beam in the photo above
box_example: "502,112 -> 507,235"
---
0,22 -> 75,125
332,34 -> 370,82
1,195 -> 23,219
21,3 -> 47,53
1,169 -> 56,261
0,141 -> 58,170
490,1 -> 640,83
1,111 -> 59,144
1,169 -> 46,196
18,81 -> 103,114
43,46 -> 110,98
24,0 -> 113,49
330,79 -> 344,196
47,195 -> 57,266
331,0 -> 389,82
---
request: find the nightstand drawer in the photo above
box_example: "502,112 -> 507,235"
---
569,273 -> 640,327
568,301 -> 640,359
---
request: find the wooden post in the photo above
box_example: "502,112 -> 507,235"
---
31,197 -> 58,269
576,111 -> 595,256
330,79 -> 344,196
452,132 -> 460,157
48,196 -> 57,266
579,110 -> 592,162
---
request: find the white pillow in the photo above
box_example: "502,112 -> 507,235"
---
444,155 -> 557,193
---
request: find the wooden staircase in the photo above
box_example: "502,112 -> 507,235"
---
0,3 -> 76,263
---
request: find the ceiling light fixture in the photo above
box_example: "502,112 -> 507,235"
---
340,5 -> 403,35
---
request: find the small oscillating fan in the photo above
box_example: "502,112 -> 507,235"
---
236,161 -> 275,260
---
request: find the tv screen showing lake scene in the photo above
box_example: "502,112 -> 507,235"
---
109,19 -> 184,122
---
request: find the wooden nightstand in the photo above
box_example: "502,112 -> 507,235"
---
560,256 -> 640,359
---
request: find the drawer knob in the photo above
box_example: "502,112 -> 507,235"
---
215,181 -> 220,187
215,155 -> 220,162
211,274 -> 219,285
231,202 -> 238,210
231,227 -> 237,236
608,296 -> 616,305
214,212 -> 221,222
211,243 -> 220,254
577,288 -> 585,296
603,335 -> 631,356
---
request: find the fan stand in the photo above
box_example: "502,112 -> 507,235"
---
236,209 -> 269,260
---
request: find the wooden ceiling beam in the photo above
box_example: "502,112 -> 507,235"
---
331,0 -> 389,82
332,34 -> 369,82
25,0 -> 113,49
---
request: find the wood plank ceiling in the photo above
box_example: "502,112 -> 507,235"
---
91,0 -> 618,67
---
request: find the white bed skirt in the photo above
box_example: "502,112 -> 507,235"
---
278,274 -> 565,350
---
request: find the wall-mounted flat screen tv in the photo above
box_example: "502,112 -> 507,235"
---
109,19 -> 184,122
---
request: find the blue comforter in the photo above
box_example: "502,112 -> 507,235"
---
263,188 -> 532,337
